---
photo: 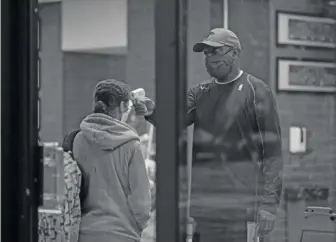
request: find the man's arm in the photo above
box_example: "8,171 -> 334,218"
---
144,86 -> 198,127
254,85 -> 283,215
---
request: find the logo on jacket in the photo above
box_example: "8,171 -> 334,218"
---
199,80 -> 212,92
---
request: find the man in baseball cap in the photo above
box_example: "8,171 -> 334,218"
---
138,28 -> 283,242
193,28 -> 242,82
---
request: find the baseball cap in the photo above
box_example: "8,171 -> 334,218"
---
193,28 -> 241,52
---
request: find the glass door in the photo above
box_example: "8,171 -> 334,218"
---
6,0 -> 336,242
159,0 -> 336,242
36,0 -> 190,241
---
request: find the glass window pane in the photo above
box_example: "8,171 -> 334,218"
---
36,0 -> 336,241
37,0 -> 167,241
182,1 -> 336,242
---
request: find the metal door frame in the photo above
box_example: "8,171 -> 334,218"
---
2,0 -> 187,240
155,0 -> 188,241
2,0 -> 39,241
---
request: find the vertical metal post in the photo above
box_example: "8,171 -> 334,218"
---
178,0 -> 189,239
1,0 -> 39,241
21,0 -> 39,241
29,4 -> 41,240
155,0 -> 179,240
155,0 -> 188,240
1,0 -> 16,240
223,0 -> 228,29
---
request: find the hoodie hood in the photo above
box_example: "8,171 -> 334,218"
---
80,113 -> 139,150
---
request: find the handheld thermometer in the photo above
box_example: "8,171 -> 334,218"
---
121,88 -> 147,123
129,88 -> 146,110
130,88 -> 146,102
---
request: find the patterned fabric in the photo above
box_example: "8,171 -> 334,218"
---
38,151 -> 82,242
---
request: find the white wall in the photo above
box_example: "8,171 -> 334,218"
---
61,0 -> 127,54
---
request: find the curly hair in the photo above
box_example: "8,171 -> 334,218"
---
93,79 -> 131,114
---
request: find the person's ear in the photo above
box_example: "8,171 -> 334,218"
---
120,101 -> 129,113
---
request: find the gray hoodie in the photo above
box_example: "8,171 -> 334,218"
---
73,113 -> 151,242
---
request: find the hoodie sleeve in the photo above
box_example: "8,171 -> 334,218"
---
127,140 -> 151,231
253,84 -> 283,215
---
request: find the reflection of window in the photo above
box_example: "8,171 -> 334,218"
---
288,19 -> 336,43
289,66 -> 336,87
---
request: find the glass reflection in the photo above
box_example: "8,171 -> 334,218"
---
37,1 -> 159,242
185,1 -> 336,242
36,0 -> 336,242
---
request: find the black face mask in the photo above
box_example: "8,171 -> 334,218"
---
205,50 -> 236,79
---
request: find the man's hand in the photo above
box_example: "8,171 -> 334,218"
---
257,210 -> 276,237
133,97 -> 155,116
126,110 -> 141,129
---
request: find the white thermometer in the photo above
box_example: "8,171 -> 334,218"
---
130,88 -> 146,103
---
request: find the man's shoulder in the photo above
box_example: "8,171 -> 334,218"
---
244,73 -> 269,89
190,79 -> 213,93
244,73 -> 272,97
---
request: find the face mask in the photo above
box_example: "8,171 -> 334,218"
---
205,51 -> 236,79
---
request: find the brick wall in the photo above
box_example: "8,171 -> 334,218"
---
210,0 -> 336,194
223,1 -> 336,241
270,1 -> 336,240
222,0 -> 336,241
268,0 -> 336,190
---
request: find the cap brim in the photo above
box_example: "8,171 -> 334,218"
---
192,40 -> 224,52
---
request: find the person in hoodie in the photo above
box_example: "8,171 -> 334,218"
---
73,79 -> 151,242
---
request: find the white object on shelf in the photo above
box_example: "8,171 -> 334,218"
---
289,126 -> 307,153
